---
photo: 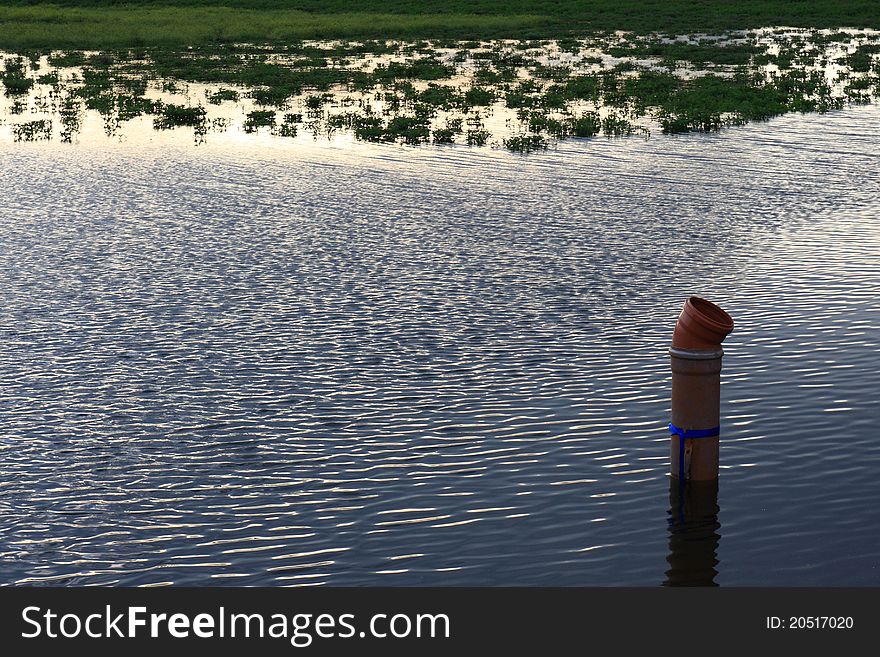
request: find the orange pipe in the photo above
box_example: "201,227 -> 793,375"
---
669,297 -> 734,481
672,296 -> 734,351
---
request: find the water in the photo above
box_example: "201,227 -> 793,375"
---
2,28 -> 878,149
1,105 -> 878,586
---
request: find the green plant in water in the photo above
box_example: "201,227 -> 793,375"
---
474,66 -> 516,85
569,112 -> 601,137
432,117 -> 463,143
37,71 -> 59,86
846,44 -> 879,72
153,103 -> 207,129
658,73 -> 790,133
844,76 -> 874,104
304,93 -> 330,110
466,128 -> 490,146
505,79 -> 542,108
527,111 -> 569,137
622,71 -> 683,112
372,58 -> 455,82
385,114 -> 431,144
58,94 -> 82,142
1,31 -> 877,152
206,88 -> 240,104
417,84 -> 460,109
503,133 -> 547,152
351,115 -> 386,141
2,75 -> 32,94
48,52 -> 86,68
601,112 -> 636,136
2,58 -> 33,95
557,38 -> 582,54
564,74 -> 600,101
243,109 -> 276,132
272,113 -> 299,137
462,86 -> 496,107
607,41 -> 760,66
12,119 -> 52,141
537,84 -> 569,109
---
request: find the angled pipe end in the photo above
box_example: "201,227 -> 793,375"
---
671,296 -> 734,351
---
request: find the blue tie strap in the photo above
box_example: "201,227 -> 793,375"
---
668,424 -> 719,440
669,422 -> 719,480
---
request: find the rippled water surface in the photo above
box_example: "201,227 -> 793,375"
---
1,105 -> 879,586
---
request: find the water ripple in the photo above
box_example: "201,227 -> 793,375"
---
1,105 -> 879,585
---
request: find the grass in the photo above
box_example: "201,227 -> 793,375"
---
0,7 -> 549,49
1,58 -> 34,94
503,133 -> 548,153
206,87 -> 239,103
273,112 -> 299,136
12,119 -> 53,141
607,41 -> 762,66
243,108 -> 275,131
1,2 -> 880,48
153,102 -> 207,128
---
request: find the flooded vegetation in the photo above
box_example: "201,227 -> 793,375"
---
2,28 -> 879,150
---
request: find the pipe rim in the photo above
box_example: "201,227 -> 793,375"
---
686,296 -> 734,332
669,347 -> 724,360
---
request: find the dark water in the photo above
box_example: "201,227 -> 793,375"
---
1,106 -> 879,586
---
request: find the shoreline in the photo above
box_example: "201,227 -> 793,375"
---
1,1 -> 880,50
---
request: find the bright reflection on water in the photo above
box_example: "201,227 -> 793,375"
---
1,28 -> 878,150
0,104 -> 879,586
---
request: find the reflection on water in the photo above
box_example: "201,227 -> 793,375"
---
0,103 -> 879,586
664,480 -> 721,587
0,28 -> 878,149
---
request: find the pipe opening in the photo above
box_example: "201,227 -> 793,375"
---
688,296 -> 734,331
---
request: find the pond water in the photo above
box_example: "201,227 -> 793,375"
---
1,104 -> 878,586
1,29 -> 878,150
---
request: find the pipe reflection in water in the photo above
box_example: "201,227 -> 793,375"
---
664,479 -> 721,587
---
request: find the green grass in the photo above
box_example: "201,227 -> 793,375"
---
607,41 -> 762,66
1,2 -> 880,48
0,7 -> 549,49
153,102 -> 207,128
243,108 -> 275,131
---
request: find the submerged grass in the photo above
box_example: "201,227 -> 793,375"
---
12,118 -> 52,141
2,28 -> 879,149
153,103 -> 206,128
243,108 -> 275,131
503,133 -> 548,152
1,57 -> 33,94
607,41 -> 762,66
